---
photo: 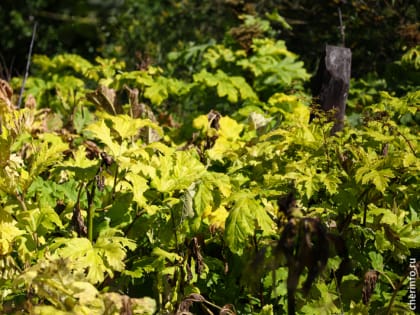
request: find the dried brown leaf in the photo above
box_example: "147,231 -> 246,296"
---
362,270 -> 379,304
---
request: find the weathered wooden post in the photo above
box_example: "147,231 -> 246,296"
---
311,45 -> 352,134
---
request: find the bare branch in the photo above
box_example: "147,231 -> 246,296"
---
17,20 -> 38,109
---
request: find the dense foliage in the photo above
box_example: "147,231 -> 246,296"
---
1,0 -> 418,77
0,8 -> 419,315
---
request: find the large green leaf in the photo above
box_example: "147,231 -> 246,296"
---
86,119 -> 120,157
29,133 -> 68,179
151,150 -> 206,192
194,180 -> 213,216
224,191 -> 274,255
53,230 -> 135,284
356,167 -> 394,193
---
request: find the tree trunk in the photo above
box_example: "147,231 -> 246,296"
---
311,45 -> 352,134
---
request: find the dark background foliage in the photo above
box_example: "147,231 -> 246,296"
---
1,0 -> 418,80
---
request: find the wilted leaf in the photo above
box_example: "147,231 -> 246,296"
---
86,85 -> 118,115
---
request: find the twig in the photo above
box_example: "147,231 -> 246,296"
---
0,53 -> 15,81
395,128 -> 417,157
15,192 -> 28,211
18,20 -> 38,109
383,122 -> 416,157
337,7 -> 345,46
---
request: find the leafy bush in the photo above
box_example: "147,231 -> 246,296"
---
1,30 -> 419,315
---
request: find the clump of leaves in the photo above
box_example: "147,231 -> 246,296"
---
12,257 -> 156,314
1,23 -> 419,315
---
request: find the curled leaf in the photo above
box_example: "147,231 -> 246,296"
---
362,270 -> 379,304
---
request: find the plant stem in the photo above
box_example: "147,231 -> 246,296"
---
379,271 -> 396,291
87,181 -> 96,242
385,272 -> 408,315
333,271 -> 344,315
112,164 -> 118,200
170,207 -> 179,253
15,192 -> 27,211
321,124 -> 331,172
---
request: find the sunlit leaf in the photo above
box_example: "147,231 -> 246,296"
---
219,116 -> 243,140
86,119 -> 120,157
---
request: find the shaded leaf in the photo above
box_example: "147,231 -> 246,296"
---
225,191 -> 274,255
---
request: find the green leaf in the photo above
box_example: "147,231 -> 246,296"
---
53,230 -> 135,284
367,169 -> 394,193
193,69 -> 218,87
194,180 -> 213,216
29,133 -> 68,179
40,206 -> 64,230
208,137 -> 241,162
73,105 -> 95,134
194,172 -> 231,216
375,228 -> 393,252
17,207 -> 62,235
224,191 -> 274,255
105,192 -> 134,228
284,163 -> 319,199
399,222 -> 420,248
258,304 -> 274,315
318,172 -> 341,195
152,247 -> 182,263
217,79 -> 238,103
53,238 -> 104,283
265,11 -> 292,30
125,173 -> 149,206
151,150 -> 205,192
144,78 -> 168,105
300,282 -> 340,314
219,116 -> 244,140
60,147 -> 100,180
0,221 -> 24,255
356,167 -> 394,193
130,296 -> 157,315
368,205 -> 402,226
230,76 -> 258,100
193,114 -> 210,132
369,251 -> 384,272
100,112 -> 162,140
86,119 -> 120,157
193,69 -> 256,103
181,182 -> 196,219
95,231 -> 136,272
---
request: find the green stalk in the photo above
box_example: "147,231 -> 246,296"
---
87,181 -> 96,242
87,206 -> 93,242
